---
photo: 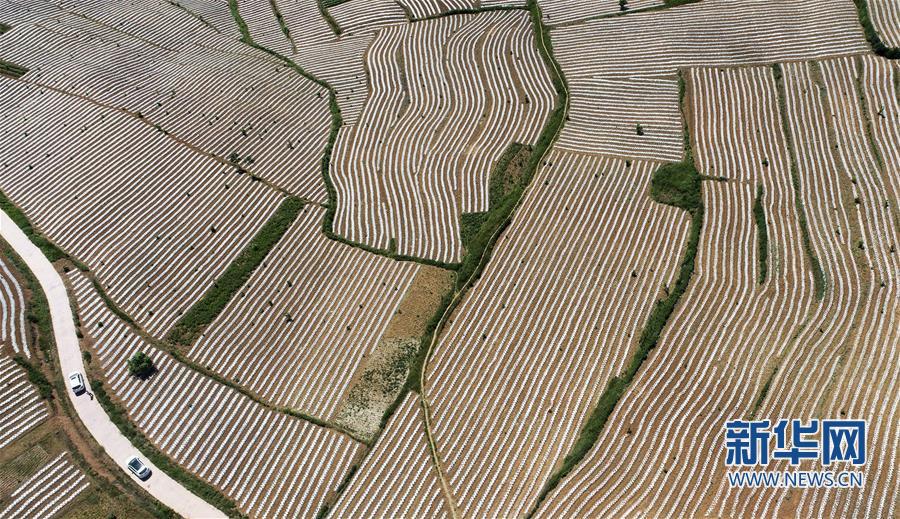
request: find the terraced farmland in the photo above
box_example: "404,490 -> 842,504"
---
187,204 -> 419,420
0,78 -> 284,336
424,149 -> 690,517
0,0 -> 333,199
331,11 -> 555,262
0,453 -> 89,518
69,271 -> 364,517
550,0 -> 868,162
1,0 -> 899,516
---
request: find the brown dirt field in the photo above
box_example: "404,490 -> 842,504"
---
333,265 -> 454,441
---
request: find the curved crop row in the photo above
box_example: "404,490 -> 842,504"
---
329,393 -> 450,517
328,0 -> 408,36
0,254 -> 28,356
423,149 -> 690,517
537,0 -> 661,28
69,270 -> 364,518
538,66 -> 816,518
331,11 -> 555,263
0,3 -> 333,199
550,0 -> 869,163
719,56 -> 899,519
188,204 -> 419,420
0,79 -> 284,337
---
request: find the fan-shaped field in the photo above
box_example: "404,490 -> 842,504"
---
188,204 -> 419,420
331,11 -> 555,263
69,271 -> 364,517
550,0 -> 868,162
329,393 -> 449,518
423,149 -> 690,517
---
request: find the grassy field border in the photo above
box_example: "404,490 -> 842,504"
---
852,0 -> 900,59
165,196 -> 304,346
527,69 -> 702,517
754,184 -> 769,284
771,63 -> 826,300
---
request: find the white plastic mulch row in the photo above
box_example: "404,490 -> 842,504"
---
550,0 -> 870,163
0,255 -> 29,357
330,11 -> 555,263
188,204 -> 419,419
0,453 -> 89,519
0,356 -> 49,450
424,150 -> 690,517
69,271 -> 364,518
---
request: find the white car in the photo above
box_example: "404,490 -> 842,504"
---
68,372 -> 85,395
126,456 -> 151,480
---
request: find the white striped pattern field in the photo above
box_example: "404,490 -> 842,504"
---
329,393 -> 449,518
328,0 -> 408,36
69,271 -> 364,518
538,0 -> 661,27
424,149 -> 690,517
0,1 -> 333,199
188,205 -> 419,419
537,60 -> 899,519
550,0 -> 869,162
0,254 -> 28,357
168,0 -> 244,38
717,56 -> 899,519
0,78 -> 283,338
331,11 -> 555,263
537,65 -> 816,518
0,453 -> 89,518
870,0 -> 900,48
0,356 -> 49,450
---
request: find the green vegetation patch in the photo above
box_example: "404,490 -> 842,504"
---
852,0 -> 900,59
754,185 -> 769,284
0,23 -> 11,35
649,161 -> 702,211
0,59 -> 27,78
165,196 -> 304,346
13,356 -> 53,400
127,351 -> 157,379
90,380 -> 246,518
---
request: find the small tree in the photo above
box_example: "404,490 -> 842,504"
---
127,351 -> 156,380
636,123 -> 645,136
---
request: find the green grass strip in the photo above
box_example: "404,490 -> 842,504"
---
1,189 -> 72,264
754,184 -> 768,284
852,0 -> 900,59
529,164 -> 703,515
0,59 -> 27,78
771,63 -> 826,300
13,355 -> 54,400
0,23 -> 11,34
165,196 -> 304,346
227,0 -> 253,44
90,380 -> 246,518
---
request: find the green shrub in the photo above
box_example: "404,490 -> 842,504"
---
649,161 -> 701,211
13,356 -> 53,400
127,351 -> 156,379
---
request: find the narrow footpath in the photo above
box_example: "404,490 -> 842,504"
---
1,210 -> 225,519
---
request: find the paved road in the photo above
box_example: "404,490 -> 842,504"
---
1,210 -> 225,519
